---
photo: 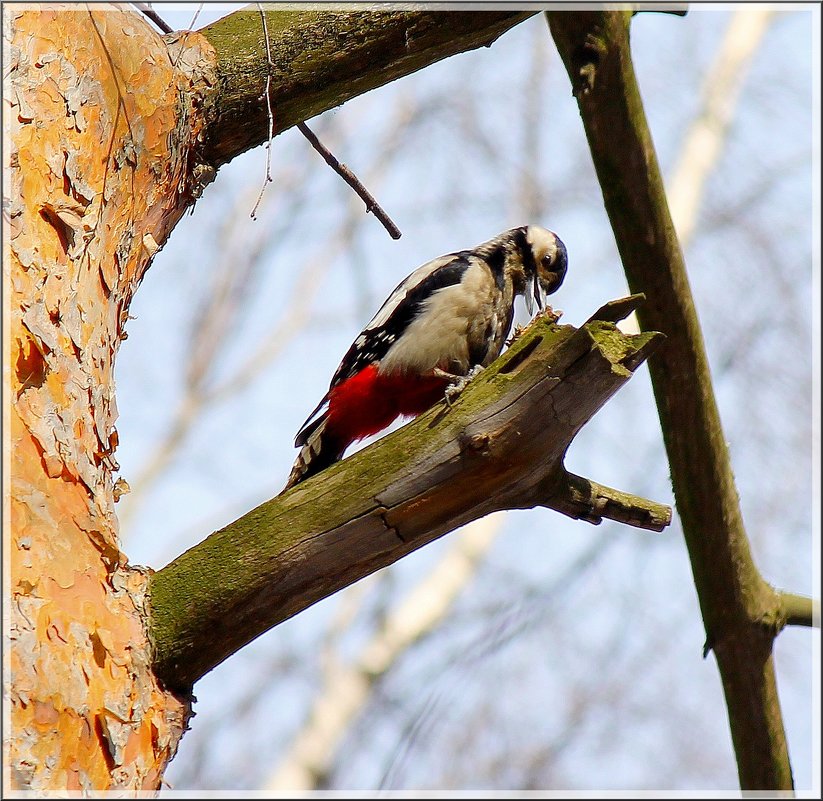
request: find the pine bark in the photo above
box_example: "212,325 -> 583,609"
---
5,6 -> 214,789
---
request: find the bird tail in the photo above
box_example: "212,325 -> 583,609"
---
283,412 -> 345,490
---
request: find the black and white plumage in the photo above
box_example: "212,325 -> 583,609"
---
285,225 -> 568,489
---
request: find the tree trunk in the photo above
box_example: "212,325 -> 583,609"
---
5,5 -> 214,789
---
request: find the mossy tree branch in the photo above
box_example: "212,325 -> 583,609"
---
190,8 -> 537,167
148,295 -> 670,692
546,10 -> 816,791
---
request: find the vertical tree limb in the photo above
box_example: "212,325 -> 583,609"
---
546,10 -> 799,790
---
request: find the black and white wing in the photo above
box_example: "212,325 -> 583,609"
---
329,252 -> 475,387
294,251 -> 473,445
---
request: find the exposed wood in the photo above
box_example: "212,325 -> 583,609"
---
546,10 -> 802,790
777,593 -> 820,630
548,470 -> 671,531
149,296 -> 669,691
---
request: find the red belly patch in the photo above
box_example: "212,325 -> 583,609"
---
326,365 -> 449,446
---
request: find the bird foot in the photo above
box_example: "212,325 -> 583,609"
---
538,305 -> 563,324
439,365 -> 484,407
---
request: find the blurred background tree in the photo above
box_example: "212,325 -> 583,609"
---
116,4 -> 817,792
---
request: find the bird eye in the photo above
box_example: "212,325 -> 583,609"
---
541,254 -> 553,267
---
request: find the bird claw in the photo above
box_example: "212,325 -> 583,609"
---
538,305 -> 563,324
444,365 -> 484,407
506,324 -> 526,347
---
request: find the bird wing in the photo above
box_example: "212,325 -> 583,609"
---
293,251 -> 473,445
329,251 -> 473,387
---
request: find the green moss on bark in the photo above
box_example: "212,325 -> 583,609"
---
198,9 -> 535,165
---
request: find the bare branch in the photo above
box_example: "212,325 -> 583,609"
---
548,471 -> 671,532
778,592 -> 820,630
132,2 -> 172,34
297,121 -> 402,240
633,4 -> 689,17
546,10 -> 803,790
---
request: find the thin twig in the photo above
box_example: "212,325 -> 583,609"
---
186,4 -> 203,31
251,5 -> 276,220
297,121 -> 402,240
132,2 -> 172,34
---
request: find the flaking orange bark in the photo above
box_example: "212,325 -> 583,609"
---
6,5 -> 215,791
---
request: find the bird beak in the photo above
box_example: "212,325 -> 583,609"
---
524,289 -> 534,316
533,274 -> 545,311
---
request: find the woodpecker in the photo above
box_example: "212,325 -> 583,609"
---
285,225 -> 568,489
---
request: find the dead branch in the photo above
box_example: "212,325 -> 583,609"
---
148,294 -> 669,691
298,121 -> 402,239
777,593 -> 819,629
132,2 -> 172,34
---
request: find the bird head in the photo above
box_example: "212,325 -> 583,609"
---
522,226 -> 568,315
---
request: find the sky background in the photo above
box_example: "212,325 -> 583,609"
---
109,2 -> 818,793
